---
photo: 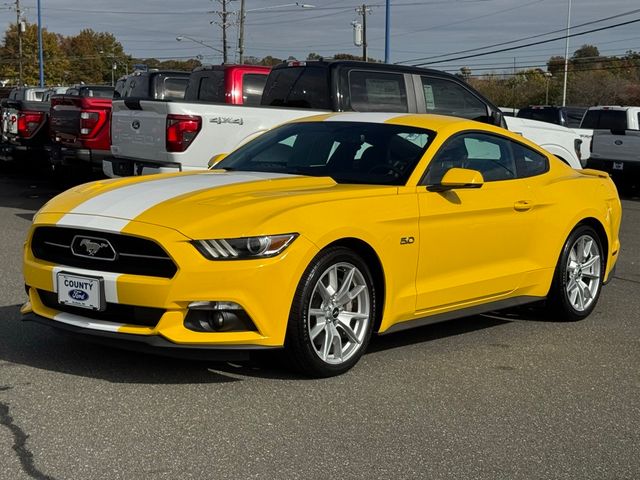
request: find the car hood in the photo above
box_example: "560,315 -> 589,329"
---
39,171 -> 396,238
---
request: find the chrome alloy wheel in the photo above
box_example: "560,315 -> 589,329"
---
307,262 -> 371,365
565,234 -> 602,312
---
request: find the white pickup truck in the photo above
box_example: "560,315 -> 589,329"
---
585,106 -> 640,188
109,60 -> 586,176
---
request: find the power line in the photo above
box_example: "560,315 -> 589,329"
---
372,0 -> 548,43
398,7 -> 640,65
411,17 -> 640,66
466,63 -> 640,78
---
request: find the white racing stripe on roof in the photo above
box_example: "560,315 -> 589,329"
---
53,311 -> 125,333
324,112 -> 403,123
57,172 -> 295,232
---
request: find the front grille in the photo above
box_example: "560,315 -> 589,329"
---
31,226 -> 178,278
38,289 -> 164,327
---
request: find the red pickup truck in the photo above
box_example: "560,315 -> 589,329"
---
49,85 -> 115,171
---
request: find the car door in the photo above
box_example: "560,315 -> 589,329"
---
415,131 -> 538,313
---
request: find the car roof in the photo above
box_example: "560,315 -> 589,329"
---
586,106 -> 632,111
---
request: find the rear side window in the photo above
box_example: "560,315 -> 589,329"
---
155,75 -> 189,100
424,132 -> 547,184
512,142 -> 548,178
79,87 -> 114,98
242,74 -> 267,106
581,110 -> 628,130
349,70 -> 408,112
196,72 -> 226,102
421,76 -> 487,120
517,108 -> 559,125
566,108 -> 586,128
261,67 -> 331,109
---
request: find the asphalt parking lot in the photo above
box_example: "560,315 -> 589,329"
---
0,166 -> 638,480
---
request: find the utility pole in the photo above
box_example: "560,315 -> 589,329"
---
238,0 -> 245,64
562,0 -> 572,106
355,4 -> 372,62
16,0 -> 23,86
212,0 -> 231,63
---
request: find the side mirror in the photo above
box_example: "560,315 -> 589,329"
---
492,109 -> 505,127
208,153 -> 228,169
427,168 -> 484,192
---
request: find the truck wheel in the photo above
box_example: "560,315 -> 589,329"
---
546,225 -> 604,321
286,247 -> 376,378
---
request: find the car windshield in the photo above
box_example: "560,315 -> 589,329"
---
216,121 -> 435,186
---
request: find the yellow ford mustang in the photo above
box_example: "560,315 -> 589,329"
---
22,113 -> 621,377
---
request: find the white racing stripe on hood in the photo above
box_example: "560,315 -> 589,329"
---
57,171 -> 295,232
325,112 -> 403,123
53,311 -> 124,333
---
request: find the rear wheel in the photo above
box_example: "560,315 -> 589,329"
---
547,225 -> 604,321
286,247 -> 376,378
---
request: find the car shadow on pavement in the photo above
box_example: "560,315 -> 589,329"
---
0,304 -> 245,384
0,302 -> 566,382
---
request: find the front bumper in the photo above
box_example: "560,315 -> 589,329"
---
23,216 -> 319,351
21,307 -> 272,361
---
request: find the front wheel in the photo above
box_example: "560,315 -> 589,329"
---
286,247 -> 376,378
546,225 -> 604,321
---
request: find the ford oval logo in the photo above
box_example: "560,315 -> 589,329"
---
614,140 -> 623,146
132,120 -> 140,130
69,289 -> 89,301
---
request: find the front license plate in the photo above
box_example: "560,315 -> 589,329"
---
57,272 -> 105,311
612,162 -> 624,171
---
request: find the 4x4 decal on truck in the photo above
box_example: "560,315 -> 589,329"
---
210,117 -> 244,125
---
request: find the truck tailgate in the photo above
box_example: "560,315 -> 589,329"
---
111,100 -> 327,171
111,100 -> 169,162
591,130 -> 640,163
50,104 -> 80,138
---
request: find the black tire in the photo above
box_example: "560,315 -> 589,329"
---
546,225 -> 605,321
286,246 -> 376,378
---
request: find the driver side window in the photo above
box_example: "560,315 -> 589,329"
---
424,133 -> 517,185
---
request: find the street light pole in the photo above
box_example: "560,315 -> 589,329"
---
384,0 -> 390,63
545,72 -> 552,105
37,0 -> 44,86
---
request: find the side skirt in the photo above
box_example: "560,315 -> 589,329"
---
380,295 -> 544,335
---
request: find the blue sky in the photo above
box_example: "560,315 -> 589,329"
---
2,0 -> 639,74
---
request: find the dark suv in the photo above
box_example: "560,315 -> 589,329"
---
517,106 -> 586,128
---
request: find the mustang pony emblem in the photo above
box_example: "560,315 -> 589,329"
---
79,239 -> 109,256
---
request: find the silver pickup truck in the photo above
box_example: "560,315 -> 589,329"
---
586,106 -> 640,191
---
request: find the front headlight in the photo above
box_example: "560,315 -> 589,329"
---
192,233 -> 298,260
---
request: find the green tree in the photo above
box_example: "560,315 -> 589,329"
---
1,22 -> 70,86
260,56 -> 282,66
62,29 -> 129,84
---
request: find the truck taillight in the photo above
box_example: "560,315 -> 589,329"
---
574,138 -> 582,162
166,114 -> 202,153
17,111 -> 45,138
79,110 -> 105,137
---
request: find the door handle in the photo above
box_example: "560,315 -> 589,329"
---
514,200 -> 533,211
